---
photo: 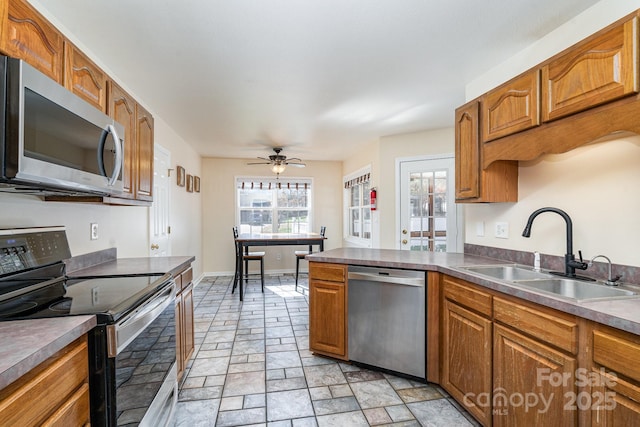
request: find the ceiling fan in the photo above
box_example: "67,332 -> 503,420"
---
247,147 -> 306,176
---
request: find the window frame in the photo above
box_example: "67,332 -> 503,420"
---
235,176 -> 313,234
343,166 -> 372,248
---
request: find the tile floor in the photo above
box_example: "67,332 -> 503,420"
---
173,274 -> 479,427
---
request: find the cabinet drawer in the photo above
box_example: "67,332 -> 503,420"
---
442,275 -> 492,317
541,16 -> 638,122
310,262 -> 346,283
481,69 -> 540,142
0,337 -> 89,427
593,327 -> 640,383
494,296 -> 578,354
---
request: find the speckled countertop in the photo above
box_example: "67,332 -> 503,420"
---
307,248 -> 640,335
0,316 -> 96,390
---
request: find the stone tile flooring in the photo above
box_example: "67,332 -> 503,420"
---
173,274 -> 479,427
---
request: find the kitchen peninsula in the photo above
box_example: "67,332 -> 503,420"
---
307,247 -> 640,426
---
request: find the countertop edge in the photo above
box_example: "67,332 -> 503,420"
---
307,248 -> 640,335
0,315 -> 97,390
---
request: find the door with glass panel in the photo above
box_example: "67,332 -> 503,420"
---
399,156 -> 460,252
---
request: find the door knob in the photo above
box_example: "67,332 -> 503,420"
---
402,239 -> 408,244
151,243 -> 159,250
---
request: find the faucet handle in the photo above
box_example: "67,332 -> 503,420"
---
578,250 -> 584,263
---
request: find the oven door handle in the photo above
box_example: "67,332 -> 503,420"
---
107,281 -> 176,357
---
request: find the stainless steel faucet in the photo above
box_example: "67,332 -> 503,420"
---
588,255 -> 622,286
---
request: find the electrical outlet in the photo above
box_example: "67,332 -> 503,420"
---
90,223 -> 99,240
276,252 -> 282,261
495,222 -> 509,239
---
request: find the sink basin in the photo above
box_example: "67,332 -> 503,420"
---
513,278 -> 638,301
461,265 -> 552,281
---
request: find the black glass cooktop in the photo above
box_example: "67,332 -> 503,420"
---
0,273 -> 171,323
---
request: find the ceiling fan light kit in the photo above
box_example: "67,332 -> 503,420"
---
248,147 -> 306,177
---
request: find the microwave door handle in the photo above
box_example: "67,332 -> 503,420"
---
97,128 -> 108,177
107,124 -> 122,186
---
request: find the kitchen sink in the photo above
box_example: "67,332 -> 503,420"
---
513,278 -> 638,301
461,264 -> 552,281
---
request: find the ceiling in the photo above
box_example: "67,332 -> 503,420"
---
34,0 -> 601,161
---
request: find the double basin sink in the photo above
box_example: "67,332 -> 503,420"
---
458,264 -> 639,301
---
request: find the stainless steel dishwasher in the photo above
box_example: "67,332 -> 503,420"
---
348,265 -> 426,379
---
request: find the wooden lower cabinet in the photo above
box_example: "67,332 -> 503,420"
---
493,323 -> 577,426
309,262 -> 347,360
590,324 -> 640,425
442,298 -> 492,425
175,266 -> 195,383
0,336 -> 90,426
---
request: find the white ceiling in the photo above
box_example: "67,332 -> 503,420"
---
35,0 -> 601,161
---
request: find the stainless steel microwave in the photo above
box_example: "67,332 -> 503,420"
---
0,55 -> 124,196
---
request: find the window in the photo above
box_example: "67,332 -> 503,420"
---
237,177 -> 312,233
344,169 -> 371,243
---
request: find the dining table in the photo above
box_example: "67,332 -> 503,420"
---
234,232 -> 326,301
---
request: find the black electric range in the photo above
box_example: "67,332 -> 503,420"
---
0,227 -> 178,426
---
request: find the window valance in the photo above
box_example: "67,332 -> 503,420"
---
236,177 -> 312,190
344,172 -> 370,189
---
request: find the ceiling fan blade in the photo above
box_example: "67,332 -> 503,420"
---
247,162 -> 272,165
287,163 -> 306,167
287,157 -> 303,162
256,157 -> 271,161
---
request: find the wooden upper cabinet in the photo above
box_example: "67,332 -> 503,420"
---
64,43 -> 108,112
455,100 -> 518,203
482,70 -> 540,142
542,16 -> 638,122
136,103 -> 154,201
108,82 -> 136,198
455,100 -> 480,200
0,0 -> 63,83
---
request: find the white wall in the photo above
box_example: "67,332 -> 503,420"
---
3,2 -> 204,276
464,0 -> 640,267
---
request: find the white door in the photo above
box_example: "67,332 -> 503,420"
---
149,144 -> 171,256
398,156 -> 462,252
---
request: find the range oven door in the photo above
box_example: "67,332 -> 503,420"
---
0,55 -> 124,196
90,281 -> 178,427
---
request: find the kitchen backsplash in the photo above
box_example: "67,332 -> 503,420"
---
464,244 -> 640,286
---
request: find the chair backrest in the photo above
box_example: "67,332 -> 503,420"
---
320,226 -> 326,237
232,226 -> 239,239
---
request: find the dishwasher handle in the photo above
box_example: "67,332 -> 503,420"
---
348,271 -> 425,287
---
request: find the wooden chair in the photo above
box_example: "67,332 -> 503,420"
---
232,226 -> 265,293
295,226 -> 326,292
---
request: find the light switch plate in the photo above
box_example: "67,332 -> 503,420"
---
495,222 -> 509,239
476,221 -> 485,237
90,223 -> 99,240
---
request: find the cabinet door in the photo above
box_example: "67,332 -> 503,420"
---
494,324 -> 577,427
482,70 -> 540,142
455,100 -> 480,200
309,279 -> 346,359
64,43 -> 108,112
442,299 -> 492,426
542,17 -> 638,122
182,283 -> 195,364
0,0 -> 64,82
108,82 -> 136,198
175,295 -> 184,382
136,103 -> 154,201
591,370 -> 640,427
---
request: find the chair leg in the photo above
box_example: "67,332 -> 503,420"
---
244,258 -> 249,284
232,251 -> 239,294
260,258 -> 264,293
295,256 -> 300,292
